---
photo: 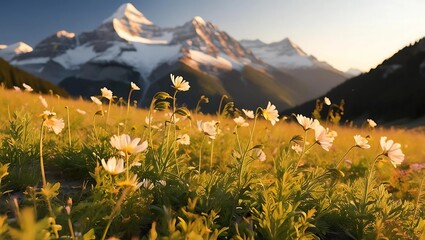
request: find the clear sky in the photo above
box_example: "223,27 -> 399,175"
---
1,0 -> 424,72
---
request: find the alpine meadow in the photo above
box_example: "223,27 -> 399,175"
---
0,76 -> 424,239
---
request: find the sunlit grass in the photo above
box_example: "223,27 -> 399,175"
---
0,79 -> 425,239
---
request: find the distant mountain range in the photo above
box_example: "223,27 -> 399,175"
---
1,3 -> 353,112
240,38 -> 350,99
284,37 -> 425,124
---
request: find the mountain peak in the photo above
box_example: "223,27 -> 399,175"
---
8,42 -> 33,54
103,3 -> 153,25
270,37 -> 308,56
99,3 -> 166,44
0,42 -> 33,61
56,30 -> 76,38
192,16 -> 206,25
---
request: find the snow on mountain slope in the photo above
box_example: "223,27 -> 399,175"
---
104,3 -> 167,44
162,16 -> 263,77
92,42 -> 182,78
103,3 -> 153,25
241,38 -> 347,100
56,30 -> 76,38
241,38 -> 333,69
12,4 -> 261,82
54,44 -> 96,70
13,57 -> 50,66
12,30 -> 76,66
0,42 -> 33,61
187,50 -> 233,71
3,3 -> 318,111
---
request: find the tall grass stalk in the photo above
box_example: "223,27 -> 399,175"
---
210,140 -> 214,171
39,120 -> 59,238
106,98 -> 112,125
413,176 -> 425,219
234,127 -> 243,154
66,106 -> 72,148
199,135 -> 206,173
217,95 -> 228,122
39,123 -> 47,187
125,89 -> 135,131
101,186 -> 131,240
92,114 -> 99,142
336,145 -> 356,168
172,90 -> 179,174
237,108 -> 260,191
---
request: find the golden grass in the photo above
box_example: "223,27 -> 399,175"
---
1,87 -> 424,168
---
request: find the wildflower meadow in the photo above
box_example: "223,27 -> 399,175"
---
0,75 -> 425,239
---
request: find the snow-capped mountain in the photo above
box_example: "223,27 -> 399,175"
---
0,42 -> 33,61
169,16 -> 259,71
241,38 -> 347,98
8,3 -> 313,111
241,38 -> 324,69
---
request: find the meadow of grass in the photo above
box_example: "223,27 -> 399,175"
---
0,78 -> 425,239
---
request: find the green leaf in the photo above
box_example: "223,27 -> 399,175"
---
175,107 -> 192,120
83,229 -> 96,240
154,101 -> 170,111
154,91 -> 172,100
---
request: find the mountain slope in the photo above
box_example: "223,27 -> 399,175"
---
0,58 -> 68,96
241,38 -> 347,99
9,3 -> 312,112
284,38 -> 425,123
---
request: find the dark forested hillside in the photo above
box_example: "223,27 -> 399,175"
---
283,38 -> 425,123
0,58 -> 68,96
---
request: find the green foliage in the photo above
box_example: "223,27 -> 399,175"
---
0,112 -> 39,189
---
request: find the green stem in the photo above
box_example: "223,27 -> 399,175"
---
148,99 -> 155,148
361,153 -> 385,235
93,115 -> 99,142
172,90 -> 179,174
210,140 -> 214,171
66,106 -> 72,148
238,108 -> 260,191
39,120 -> 59,238
106,99 -> 112,124
217,95 -> 228,121
293,130 -> 307,172
39,122 -> 47,187
336,145 -> 356,169
414,177 -> 425,220
125,89 -> 134,131
195,97 -> 202,115
199,135 -> 205,173
234,127 -> 243,154
101,186 -> 131,240
125,153 -> 129,181
67,217 -> 75,240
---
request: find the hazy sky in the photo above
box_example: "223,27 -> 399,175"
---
1,0 -> 425,71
